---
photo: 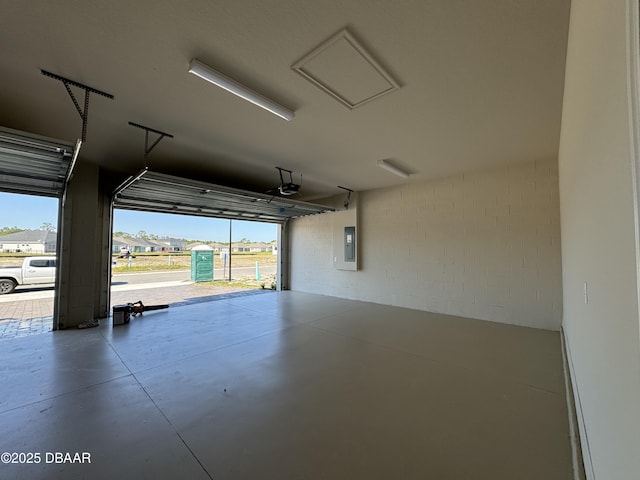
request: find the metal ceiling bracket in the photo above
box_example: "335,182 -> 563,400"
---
337,185 -> 353,209
128,122 -> 174,157
41,70 -> 114,142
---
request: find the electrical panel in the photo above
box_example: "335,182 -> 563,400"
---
344,226 -> 356,262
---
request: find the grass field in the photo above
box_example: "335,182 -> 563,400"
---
111,251 -> 277,273
113,252 -> 278,289
0,253 -> 55,267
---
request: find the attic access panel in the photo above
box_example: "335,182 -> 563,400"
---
0,126 -> 80,197
292,29 -> 400,109
113,170 -> 334,224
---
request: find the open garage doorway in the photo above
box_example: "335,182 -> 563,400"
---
0,126 -> 80,337
110,208 -> 279,314
107,170 -> 333,322
0,192 -> 60,339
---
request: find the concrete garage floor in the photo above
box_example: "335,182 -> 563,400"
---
0,280 -> 263,339
0,291 -> 572,479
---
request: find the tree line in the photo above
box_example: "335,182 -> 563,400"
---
0,223 -> 55,235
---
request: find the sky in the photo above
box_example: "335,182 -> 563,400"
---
0,192 -> 278,242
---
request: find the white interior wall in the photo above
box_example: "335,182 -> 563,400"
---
558,0 -> 640,478
290,159 -> 562,330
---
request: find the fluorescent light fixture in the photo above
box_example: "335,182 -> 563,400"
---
188,59 -> 295,121
377,159 -> 410,178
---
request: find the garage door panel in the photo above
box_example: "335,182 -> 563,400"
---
114,170 -> 334,223
0,126 -> 79,197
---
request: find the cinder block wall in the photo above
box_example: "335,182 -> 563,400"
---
290,159 -> 562,330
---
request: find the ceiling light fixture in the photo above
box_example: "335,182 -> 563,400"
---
188,59 -> 295,121
377,159 -> 410,178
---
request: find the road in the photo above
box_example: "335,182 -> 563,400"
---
0,265 -> 276,303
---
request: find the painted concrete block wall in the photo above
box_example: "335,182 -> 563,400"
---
57,161 -> 101,328
290,159 -> 562,330
558,0 -> 640,477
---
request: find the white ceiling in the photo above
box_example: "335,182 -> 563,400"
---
0,0 -> 571,201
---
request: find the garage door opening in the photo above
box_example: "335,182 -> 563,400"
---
0,126 -> 80,338
109,169 -> 334,317
0,192 -> 60,339
110,208 -> 279,312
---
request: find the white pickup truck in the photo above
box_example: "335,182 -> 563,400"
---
0,256 -> 57,294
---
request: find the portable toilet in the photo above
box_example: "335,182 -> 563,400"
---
190,245 -> 214,282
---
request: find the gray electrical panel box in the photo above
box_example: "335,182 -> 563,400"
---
344,226 -> 356,262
